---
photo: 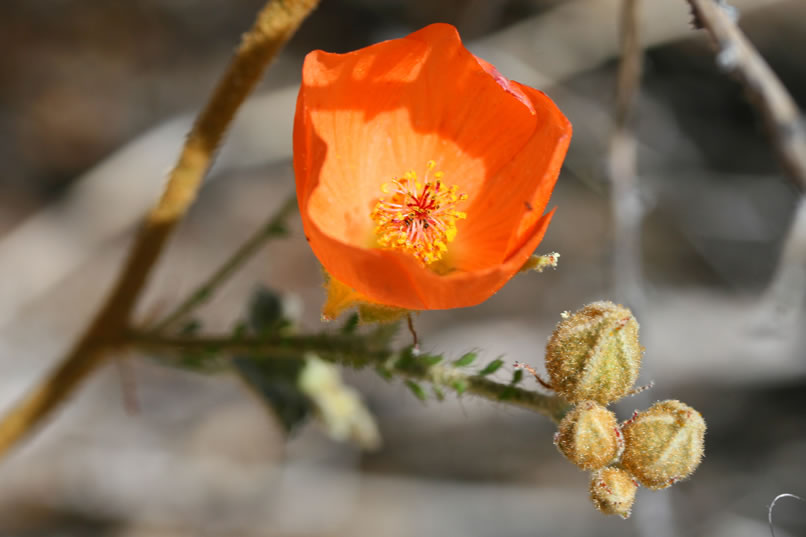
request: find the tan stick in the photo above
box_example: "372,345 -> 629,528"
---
0,0 -> 319,458
687,0 -> 806,190
685,0 -> 806,323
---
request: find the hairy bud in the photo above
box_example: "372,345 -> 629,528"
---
621,400 -> 706,490
554,401 -> 622,470
589,467 -> 638,519
545,301 -> 642,405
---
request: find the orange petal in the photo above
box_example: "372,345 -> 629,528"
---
296,23 -> 538,247
440,83 -> 570,271
293,23 -> 571,311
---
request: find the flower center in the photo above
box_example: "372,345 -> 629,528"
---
371,161 -> 467,265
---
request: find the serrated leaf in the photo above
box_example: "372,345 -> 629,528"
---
404,380 -> 427,402
419,354 -> 443,367
453,352 -> 477,367
511,369 -> 524,385
479,358 -> 504,376
451,379 -> 468,395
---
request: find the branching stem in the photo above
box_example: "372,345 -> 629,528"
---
0,0 -> 320,459
684,0 -> 806,323
686,0 -> 806,190
130,331 -> 571,423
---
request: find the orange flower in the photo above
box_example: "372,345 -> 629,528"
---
294,23 -> 571,313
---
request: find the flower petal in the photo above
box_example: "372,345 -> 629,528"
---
293,23 -> 571,311
295,23 -> 539,247
447,82 -> 571,270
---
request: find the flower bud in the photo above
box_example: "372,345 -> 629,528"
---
589,467 -> 638,519
554,401 -> 622,470
620,400 -> 706,490
544,301 -> 642,405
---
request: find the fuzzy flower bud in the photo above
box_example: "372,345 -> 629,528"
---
554,401 -> 622,470
544,301 -> 642,405
589,467 -> 638,519
620,400 -> 706,490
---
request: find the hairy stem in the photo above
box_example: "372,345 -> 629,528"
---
130,332 -> 571,423
0,0 -> 320,459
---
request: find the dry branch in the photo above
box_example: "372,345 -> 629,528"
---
0,0 -> 320,458
687,0 -> 806,191
685,0 -> 806,324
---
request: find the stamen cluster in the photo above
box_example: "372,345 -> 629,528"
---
371,161 -> 467,265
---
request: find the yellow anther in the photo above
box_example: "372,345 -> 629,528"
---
371,161 -> 467,265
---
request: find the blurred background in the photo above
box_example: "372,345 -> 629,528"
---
0,0 -> 805,535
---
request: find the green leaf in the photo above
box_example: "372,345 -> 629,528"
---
248,287 -> 284,334
341,312 -> 360,334
453,352 -> 477,367
432,386 -> 445,401
511,369 -> 524,385
394,350 -> 418,371
479,358 -> 504,376
375,365 -> 393,381
419,354 -> 443,367
451,379 -> 468,395
404,380 -> 427,402
232,355 -> 309,433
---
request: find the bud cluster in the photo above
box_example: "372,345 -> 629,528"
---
543,301 -> 706,519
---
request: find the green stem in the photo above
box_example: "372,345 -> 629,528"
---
150,196 -> 298,332
129,331 -> 570,423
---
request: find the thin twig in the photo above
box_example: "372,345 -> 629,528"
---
609,0 -> 646,313
615,0 -> 643,129
685,0 -> 806,324
131,332 -> 571,423
687,0 -> 806,191
0,0 -> 319,459
150,196 -> 298,333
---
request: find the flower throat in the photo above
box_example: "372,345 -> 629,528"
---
371,161 -> 467,265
